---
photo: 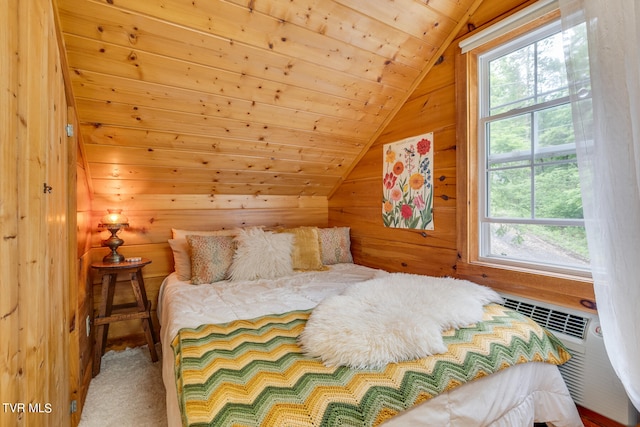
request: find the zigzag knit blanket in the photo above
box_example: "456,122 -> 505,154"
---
172,303 -> 571,427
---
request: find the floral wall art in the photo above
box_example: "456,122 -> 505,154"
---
382,132 -> 434,230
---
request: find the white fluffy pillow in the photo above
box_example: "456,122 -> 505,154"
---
228,227 -> 294,281
298,273 -> 502,369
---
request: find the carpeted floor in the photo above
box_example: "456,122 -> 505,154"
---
79,345 -> 168,427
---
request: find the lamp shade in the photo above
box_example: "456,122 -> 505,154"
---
99,209 -> 129,263
99,209 -> 129,227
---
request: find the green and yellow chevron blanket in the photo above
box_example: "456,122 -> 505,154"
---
172,303 -> 571,427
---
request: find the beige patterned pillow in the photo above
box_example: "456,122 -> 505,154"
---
318,227 -> 353,265
168,229 -> 237,281
186,235 -> 235,284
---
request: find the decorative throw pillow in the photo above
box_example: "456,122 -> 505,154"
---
278,227 -> 326,271
168,238 -> 192,281
186,235 -> 235,284
168,229 -> 237,281
228,227 -> 294,281
318,227 -> 353,265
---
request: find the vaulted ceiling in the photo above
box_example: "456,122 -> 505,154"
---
55,0 -> 482,197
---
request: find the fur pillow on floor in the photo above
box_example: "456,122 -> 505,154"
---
298,273 -> 502,369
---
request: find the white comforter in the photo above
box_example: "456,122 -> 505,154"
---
158,263 -> 583,427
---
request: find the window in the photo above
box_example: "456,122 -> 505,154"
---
476,19 -> 590,275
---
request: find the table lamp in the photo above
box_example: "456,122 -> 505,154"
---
99,209 -> 129,263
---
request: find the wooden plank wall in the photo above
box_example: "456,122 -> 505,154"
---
329,41 -> 461,278
0,1 -> 72,426
88,194 -> 328,349
328,0 -> 533,276
70,118 -> 94,426
329,0 -> 596,312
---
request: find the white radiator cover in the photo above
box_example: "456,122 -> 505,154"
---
499,293 -> 639,426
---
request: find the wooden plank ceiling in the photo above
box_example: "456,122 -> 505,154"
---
56,0 -> 479,197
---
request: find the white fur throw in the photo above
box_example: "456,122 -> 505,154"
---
228,227 -> 294,281
298,273 -> 502,369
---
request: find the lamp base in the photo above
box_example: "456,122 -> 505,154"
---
103,251 -> 125,263
102,229 -> 125,263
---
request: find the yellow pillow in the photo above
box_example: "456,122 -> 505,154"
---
279,227 -> 327,271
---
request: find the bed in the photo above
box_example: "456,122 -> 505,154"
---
158,226 -> 583,427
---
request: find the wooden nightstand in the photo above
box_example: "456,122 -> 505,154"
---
91,258 -> 158,377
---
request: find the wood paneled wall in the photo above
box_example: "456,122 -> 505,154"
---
69,130 -> 94,426
329,41 -> 461,277
329,0 -> 596,312
89,194 -> 328,349
1,1 -> 72,425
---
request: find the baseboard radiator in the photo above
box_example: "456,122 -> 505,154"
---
500,293 -> 639,426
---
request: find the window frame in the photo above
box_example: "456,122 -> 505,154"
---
476,18 -> 589,276
455,8 -> 593,307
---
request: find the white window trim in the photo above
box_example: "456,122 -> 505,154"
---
459,0 -> 559,54
474,17 -> 590,277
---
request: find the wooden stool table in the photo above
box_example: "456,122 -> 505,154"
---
91,258 -> 158,377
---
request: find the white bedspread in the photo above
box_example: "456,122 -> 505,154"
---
158,263 -> 583,427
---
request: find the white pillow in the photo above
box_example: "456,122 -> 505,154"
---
228,227 -> 294,281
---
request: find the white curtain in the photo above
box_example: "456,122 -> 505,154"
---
559,0 -> 640,410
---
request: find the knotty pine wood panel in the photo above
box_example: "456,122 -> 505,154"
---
456,262 -> 596,314
345,126 -> 457,182
76,145 -> 93,234
1,1 -> 71,425
57,0 -> 419,95
328,37 -> 460,279
73,252 -> 94,427
75,97 -> 370,144
67,107 -> 82,427
91,207 -> 328,247
71,72 -> 379,137
378,85 -> 457,143
83,144 -> 346,178
224,0 -> 439,69
1,0 -> 20,412
63,33 -> 399,114
91,194 -> 328,211
55,0 -> 486,201
331,206 -> 457,250
351,235 -> 458,277
334,0 -> 457,47
74,0 -> 422,87
329,174 -> 456,210
81,124 -> 364,156
89,164 -> 339,189
406,51 -> 456,103
90,178 -> 333,197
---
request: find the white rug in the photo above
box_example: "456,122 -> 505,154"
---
79,345 -> 167,427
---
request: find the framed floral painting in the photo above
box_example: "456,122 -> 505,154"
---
382,132 -> 434,229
